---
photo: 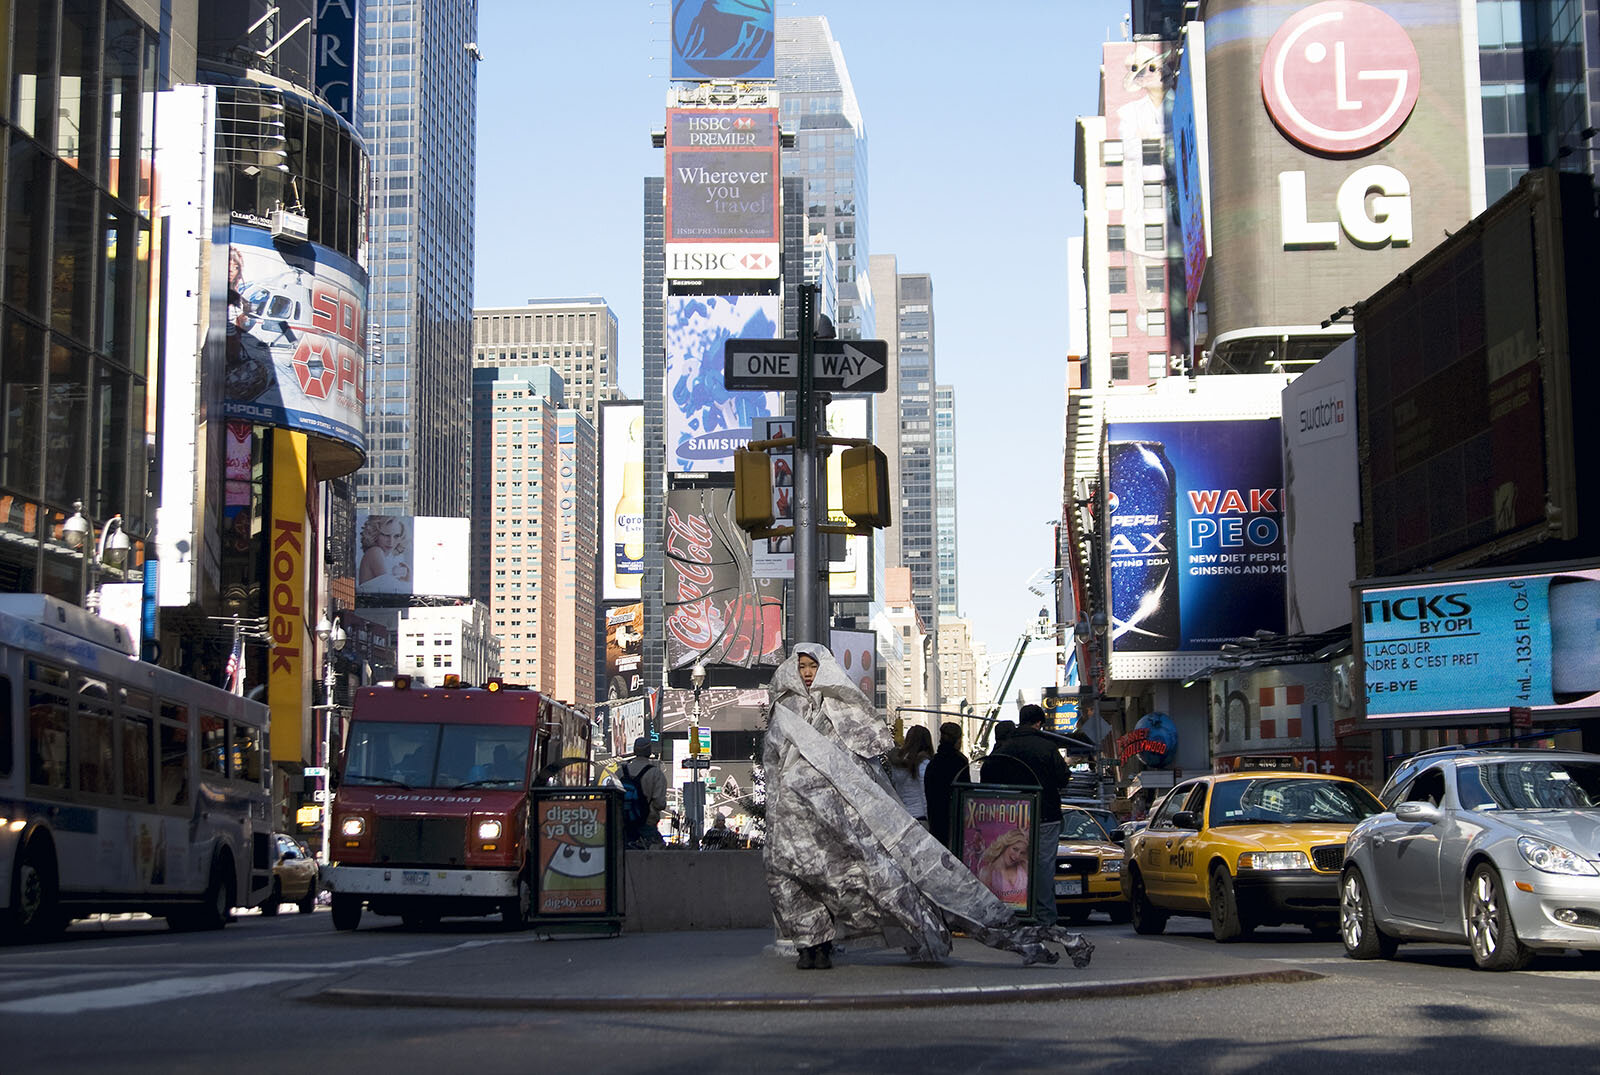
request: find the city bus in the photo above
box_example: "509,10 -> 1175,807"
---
0,595 -> 273,940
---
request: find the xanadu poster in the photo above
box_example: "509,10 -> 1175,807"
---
955,787 -> 1039,917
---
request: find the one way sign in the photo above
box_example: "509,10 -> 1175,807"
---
724,338 -> 889,393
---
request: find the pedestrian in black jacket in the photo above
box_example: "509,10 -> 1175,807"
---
990,704 -> 1070,925
923,723 -> 969,849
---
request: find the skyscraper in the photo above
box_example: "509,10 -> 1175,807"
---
894,272 -> 938,636
934,383 -> 958,618
358,0 -> 479,516
777,16 -> 873,340
554,409 -> 597,707
471,297 -> 621,425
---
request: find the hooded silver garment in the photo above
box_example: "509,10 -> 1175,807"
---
763,643 -> 1093,967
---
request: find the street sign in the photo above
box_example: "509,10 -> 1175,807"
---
1510,706 -> 1533,729
304,766 -> 328,777
682,756 -> 713,770
724,338 -> 889,392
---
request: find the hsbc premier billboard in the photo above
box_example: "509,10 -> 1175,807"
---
225,224 -> 366,453
1200,0 -> 1479,333
665,108 -> 780,279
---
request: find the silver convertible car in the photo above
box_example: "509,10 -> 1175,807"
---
1341,748 -> 1600,970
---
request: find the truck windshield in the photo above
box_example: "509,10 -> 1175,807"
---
343,721 -> 533,789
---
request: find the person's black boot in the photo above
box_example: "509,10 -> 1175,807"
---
796,944 -> 817,970
814,941 -> 833,969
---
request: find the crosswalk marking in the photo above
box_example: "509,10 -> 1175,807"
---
0,970 -> 307,1014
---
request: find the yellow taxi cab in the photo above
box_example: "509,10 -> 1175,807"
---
261,833 -> 320,915
1055,806 -> 1130,924
1120,769 -> 1384,941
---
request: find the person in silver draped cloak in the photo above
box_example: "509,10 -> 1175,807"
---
763,642 -> 1095,970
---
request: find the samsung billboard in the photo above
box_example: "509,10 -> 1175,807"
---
1355,562 -> 1600,723
670,0 -> 775,80
1105,417 -> 1286,677
225,224 -> 367,455
665,293 -> 781,474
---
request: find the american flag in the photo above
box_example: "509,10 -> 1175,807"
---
224,634 -> 244,696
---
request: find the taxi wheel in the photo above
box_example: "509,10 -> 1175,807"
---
1209,865 -> 1250,942
1341,867 -> 1397,960
1129,868 -> 1167,935
296,879 -> 318,915
1467,863 -> 1532,971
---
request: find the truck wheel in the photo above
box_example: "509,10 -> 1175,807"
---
189,856 -> 235,931
501,872 -> 533,930
331,894 -> 362,931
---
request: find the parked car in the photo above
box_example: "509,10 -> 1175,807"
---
262,833 -> 319,915
1060,799 -> 1121,841
1342,748 -> 1600,970
1122,771 -> 1385,941
1056,806 -> 1130,923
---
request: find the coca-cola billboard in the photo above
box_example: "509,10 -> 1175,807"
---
664,487 -> 784,670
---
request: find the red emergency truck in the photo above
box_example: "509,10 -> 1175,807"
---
323,680 -> 591,930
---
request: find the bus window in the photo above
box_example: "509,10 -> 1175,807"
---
123,715 -> 152,803
76,677 -> 117,796
0,674 -> 11,777
159,717 -> 189,807
28,686 -> 70,790
232,723 -> 262,783
200,713 -> 227,776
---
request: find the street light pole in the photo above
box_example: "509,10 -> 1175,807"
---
315,613 -> 346,866
62,501 -> 129,612
689,661 -> 707,848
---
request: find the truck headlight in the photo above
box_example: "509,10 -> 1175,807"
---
1237,851 -> 1309,871
477,819 -> 503,841
340,816 -> 366,838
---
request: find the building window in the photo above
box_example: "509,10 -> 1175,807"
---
1147,308 -> 1166,337
1107,225 -> 1125,252
1103,139 -> 1123,165
1111,353 -> 1130,380
1148,353 -> 1168,379
1144,183 -> 1165,211
1109,311 -> 1128,337
1105,183 -> 1123,210
1108,266 -> 1127,294
1145,265 -> 1166,291
1142,139 -> 1162,166
1144,224 -> 1163,252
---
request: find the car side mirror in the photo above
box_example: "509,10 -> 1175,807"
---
1172,811 -> 1201,831
1110,827 -> 1126,842
1395,800 -> 1443,824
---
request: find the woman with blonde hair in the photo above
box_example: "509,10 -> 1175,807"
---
976,828 -> 1030,906
358,515 -> 411,591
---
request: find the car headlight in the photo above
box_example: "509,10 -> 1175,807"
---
1517,836 -> 1599,876
1101,858 -> 1124,874
1237,851 -> 1310,871
477,819 -> 504,841
339,816 -> 366,838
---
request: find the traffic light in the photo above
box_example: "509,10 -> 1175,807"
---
840,444 -> 891,528
732,447 -> 774,532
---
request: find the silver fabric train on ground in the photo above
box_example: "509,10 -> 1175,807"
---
762,643 -> 1094,968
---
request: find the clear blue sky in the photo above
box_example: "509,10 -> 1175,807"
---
473,1 -> 1133,703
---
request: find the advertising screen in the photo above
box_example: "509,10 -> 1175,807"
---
666,109 -> 779,242
664,487 -> 784,669
829,629 -> 877,702
954,786 -> 1039,917
1355,563 -> 1600,722
824,398 -> 872,599
751,416 -> 795,579
534,794 -> 611,916
1106,419 -> 1286,657
224,225 -> 366,452
601,402 -> 645,600
670,0 -> 775,80
1172,23 -> 1210,310
666,294 -> 781,473
354,514 -> 470,599
604,602 -> 644,700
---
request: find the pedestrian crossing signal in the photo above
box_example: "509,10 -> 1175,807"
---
841,444 -> 891,528
733,447 -> 774,532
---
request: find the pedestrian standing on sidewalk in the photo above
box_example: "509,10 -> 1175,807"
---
623,737 -> 667,849
990,704 -> 1070,926
763,643 -> 1094,972
887,725 -> 934,827
923,722 -> 969,849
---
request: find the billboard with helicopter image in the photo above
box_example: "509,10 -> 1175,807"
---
224,223 -> 367,451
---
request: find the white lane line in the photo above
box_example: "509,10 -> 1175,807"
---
0,970 -> 307,1015
0,971 -> 145,995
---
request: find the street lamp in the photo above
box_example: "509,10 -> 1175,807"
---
690,661 -> 706,847
315,612 -> 347,866
63,501 -> 129,611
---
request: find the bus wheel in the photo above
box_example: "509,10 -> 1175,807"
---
8,840 -> 64,943
195,856 -> 235,931
331,894 -> 362,931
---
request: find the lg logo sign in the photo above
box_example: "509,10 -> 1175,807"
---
1261,2 -> 1420,249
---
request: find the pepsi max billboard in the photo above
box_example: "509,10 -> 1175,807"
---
671,0 -> 775,80
1106,419 -> 1286,668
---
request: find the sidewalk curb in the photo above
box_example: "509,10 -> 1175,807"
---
306,968 -> 1323,1012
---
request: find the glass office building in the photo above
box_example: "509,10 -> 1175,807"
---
935,383 -> 958,618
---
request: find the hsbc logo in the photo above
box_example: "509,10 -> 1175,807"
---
664,243 -> 780,279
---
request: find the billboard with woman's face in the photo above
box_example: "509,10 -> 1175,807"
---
354,514 -> 469,599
